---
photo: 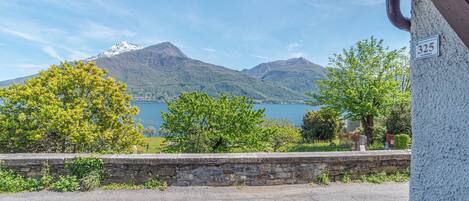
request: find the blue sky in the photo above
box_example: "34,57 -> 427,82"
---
0,0 -> 411,81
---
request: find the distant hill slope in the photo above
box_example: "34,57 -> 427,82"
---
0,42 -> 307,103
242,57 -> 326,94
0,75 -> 36,88
93,42 -> 305,102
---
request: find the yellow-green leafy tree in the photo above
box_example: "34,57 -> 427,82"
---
0,62 -> 144,153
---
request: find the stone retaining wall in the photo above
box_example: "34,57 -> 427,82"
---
0,150 -> 410,186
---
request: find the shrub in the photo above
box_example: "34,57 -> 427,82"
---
79,171 -> 101,191
369,141 -> 385,150
385,102 -> 412,136
260,119 -> 301,152
0,165 -> 41,193
67,157 -> 104,180
314,171 -> 330,185
49,176 -> 80,192
162,92 -> 269,153
39,163 -> 53,189
372,125 -> 386,144
66,157 -> 104,191
394,134 -> 411,149
301,108 -> 342,142
340,171 -> 351,183
144,179 -> 168,191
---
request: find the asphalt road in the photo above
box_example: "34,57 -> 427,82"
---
0,182 -> 409,201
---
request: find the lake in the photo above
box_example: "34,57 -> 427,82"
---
133,102 -> 319,132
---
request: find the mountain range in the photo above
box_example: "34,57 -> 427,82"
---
0,42 -> 326,103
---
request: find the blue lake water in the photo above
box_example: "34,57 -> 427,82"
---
132,102 -> 319,132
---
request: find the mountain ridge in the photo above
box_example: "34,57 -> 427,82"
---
0,42 -> 325,103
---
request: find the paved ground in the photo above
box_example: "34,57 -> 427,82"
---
0,182 -> 409,201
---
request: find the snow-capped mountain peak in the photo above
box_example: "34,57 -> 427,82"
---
86,41 -> 142,61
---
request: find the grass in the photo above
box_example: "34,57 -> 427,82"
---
359,171 -> 410,184
143,137 -> 358,153
101,183 -> 144,190
314,171 -> 330,185
140,137 -> 165,153
102,180 -> 167,191
287,139 -> 352,152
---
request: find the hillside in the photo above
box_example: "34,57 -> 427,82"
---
242,57 -> 326,94
0,42 -> 307,103
93,42 -> 305,102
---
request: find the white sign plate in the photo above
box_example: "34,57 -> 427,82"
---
415,35 -> 440,59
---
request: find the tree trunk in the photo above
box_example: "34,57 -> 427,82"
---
361,115 -> 374,145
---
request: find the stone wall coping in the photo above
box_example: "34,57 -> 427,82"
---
0,150 -> 410,166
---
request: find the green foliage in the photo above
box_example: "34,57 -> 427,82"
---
0,168 -> 40,193
385,102 -> 412,136
49,176 -> 80,192
309,37 -> 409,144
260,119 -> 301,152
39,163 -> 53,189
66,157 -> 104,191
374,125 -> 387,143
369,141 -> 385,150
66,157 -> 104,180
359,171 -> 409,184
0,62 -> 144,153
315,171 -> 330,185
394,134 -> 411,149
340,171 -> 351,183
101,183 -> 144,190
79,171 -> 101,191
162,92 -> 269,153
301,108 -> 342,142
144,179 -> 168,191
144,127 -> 157,138
288,140 -> 352,152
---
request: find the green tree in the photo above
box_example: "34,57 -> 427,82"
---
0,62 -> 144,153
301,108 -> 342,142
144,127 -> 157,138
161,92 -> 268,153
260,119 -> 301,152
386,55 -> 412,136
385,101 -> 412,136
309,37 -> 408,144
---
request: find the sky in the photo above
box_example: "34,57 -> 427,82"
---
0,0 -> 411,81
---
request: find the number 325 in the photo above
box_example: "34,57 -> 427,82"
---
417,42 -> 435,55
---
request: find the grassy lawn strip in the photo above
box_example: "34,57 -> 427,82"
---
102,180 -> 167,191
288,139 -> 352,152
141,137 -> 165,153
312,171 -> 410,186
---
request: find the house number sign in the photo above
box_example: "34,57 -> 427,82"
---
415,35 -> 440,59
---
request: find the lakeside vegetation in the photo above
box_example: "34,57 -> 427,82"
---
0,37 -> 412,155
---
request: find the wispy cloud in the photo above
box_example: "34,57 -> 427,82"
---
304,0 -> 382,9
42,46 -> 62,61
289,52 -> 305,58
0,26 -> 47,43
286,42 -> 303,52
0,22 -> 91,61
80,22 -> 136,40
353,0 -> 384,6
11,63 -> 48,70
202,48 -> 217,53
250,54 -> 269,60
286,42 -> 305,58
